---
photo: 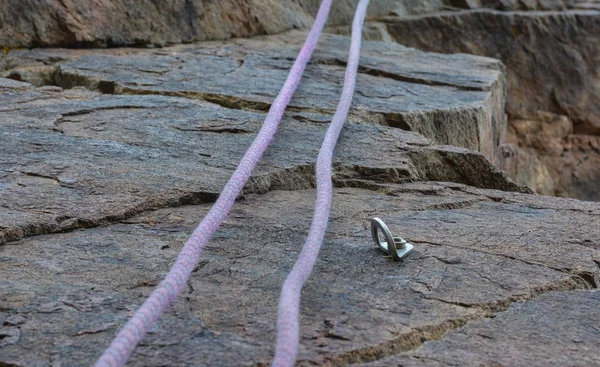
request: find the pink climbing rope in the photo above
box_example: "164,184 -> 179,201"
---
94,1 -> 333,366
271,0 -> 370,366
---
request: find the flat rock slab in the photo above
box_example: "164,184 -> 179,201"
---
1,30 -> 597,367
365,290 -> 600,366
0,182 -> 598,366
0,35 -> 519,245
4,32 -> 507,164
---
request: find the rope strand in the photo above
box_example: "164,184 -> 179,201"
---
94,1 -> 333,365
271,1 -> 370,366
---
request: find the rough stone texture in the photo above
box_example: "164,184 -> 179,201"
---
572,0 -> 600,10
0,34 -> 522,245
365,290 -> 600,366
503,111 -> 600,199
0,183 -> 598,366
3,4 -> 600,200
1,31 -> 598,367
446,0 -> 576,10
0,75 -> 520,246
383,10 -> 600,132
2,33 -> 509,166
3,0 -> 594,50
0,182 -> 599,366
0,0 -> 448,48
379,9 -> 600,200
3,0 -> 594,49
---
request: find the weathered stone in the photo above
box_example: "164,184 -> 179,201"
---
0,183 -> 598,366
1,25 -> 597,367
500,143 -> 555,195
383,10 -> 600,130
325,22 -> 397,42
572,0 -> 600,10
446,0 -> 575,10
3,33 -> 507,165
379,9 -> 600,200
365,290 -> 600,366
0,0 -> 446,49
503,111 -> 600,200
0,72 -> 519,245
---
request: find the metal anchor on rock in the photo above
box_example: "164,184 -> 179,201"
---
371,217 -> 414,260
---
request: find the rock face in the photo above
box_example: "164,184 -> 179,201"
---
383,10 -> 600,134
0,34 -> 520,245
1,25 -> 598,367
1,182 -> 598,366
3,32 -> 509,165
4,0 -> 594,50
0,0 -> 447,48
378,9 -> 600,200
503,111 -> 600,199
365,290 -> 600,366
447,0 -> 577,10
0,86 -> 517,245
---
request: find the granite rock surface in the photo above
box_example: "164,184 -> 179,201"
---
3,33 -> 509,166
1,30 -> 598,367
364,289 -> 600,366
378,8 -> 600,200
1,183 -> 598,366
0,0 -> 447,48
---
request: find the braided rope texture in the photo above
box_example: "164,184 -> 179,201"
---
271,0 -> 370,366
93,1 -> 333,365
